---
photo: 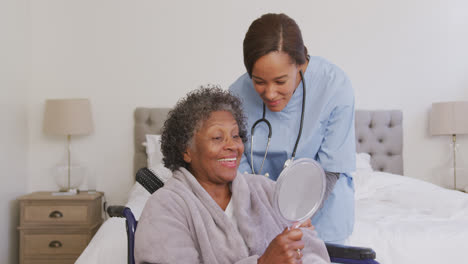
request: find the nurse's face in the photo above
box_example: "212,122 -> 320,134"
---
251,51 -> 303,112
183,111 -> 244,186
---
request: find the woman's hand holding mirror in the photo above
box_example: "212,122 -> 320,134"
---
268,158 -> 325,262
258,227 -> 305,264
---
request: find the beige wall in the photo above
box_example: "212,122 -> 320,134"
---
25,0 -> 468,207
0,0 -> 30,262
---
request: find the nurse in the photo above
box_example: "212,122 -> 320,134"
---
229,13 -> 356,243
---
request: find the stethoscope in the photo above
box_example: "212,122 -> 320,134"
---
250,69 -> 306,175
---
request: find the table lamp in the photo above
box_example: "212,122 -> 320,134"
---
430,101 -> 468,190
43,98 -> 94,192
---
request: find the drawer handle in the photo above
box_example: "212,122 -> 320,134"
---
49,210 -> 63,218
49,240 -> 62,248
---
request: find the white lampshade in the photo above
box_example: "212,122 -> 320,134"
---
43,98 -> 94,135
430,101 -> 468,136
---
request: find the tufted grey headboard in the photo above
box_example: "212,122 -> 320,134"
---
134,107 -> 171,176
355,110 -> 403,175
134,108 -> 404,177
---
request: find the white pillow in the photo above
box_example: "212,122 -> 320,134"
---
355,152 -> 373,172
143,134 -> 173,181
144,134 -> 164,169
352,152 -> 374,200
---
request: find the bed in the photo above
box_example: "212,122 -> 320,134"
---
76,109 -> 468,264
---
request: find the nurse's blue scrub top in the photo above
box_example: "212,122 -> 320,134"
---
229,56 -> 356,242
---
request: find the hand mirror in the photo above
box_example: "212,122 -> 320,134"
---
273,158 -> 326,224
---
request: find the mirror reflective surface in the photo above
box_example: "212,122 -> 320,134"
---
274,158 -> 326,223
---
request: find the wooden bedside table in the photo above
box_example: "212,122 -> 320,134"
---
17,191 -> 104,264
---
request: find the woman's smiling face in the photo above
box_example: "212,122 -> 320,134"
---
183,111 -> 244,185
251,51 -> 302,112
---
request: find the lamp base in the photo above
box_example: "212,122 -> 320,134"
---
432,142 -> 467,191
52,164 -> 87,192
52,189 -> 80,196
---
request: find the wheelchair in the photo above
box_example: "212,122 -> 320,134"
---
107,168 -> 379,264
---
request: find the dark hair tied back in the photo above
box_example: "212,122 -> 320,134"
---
243,13 -> 308,77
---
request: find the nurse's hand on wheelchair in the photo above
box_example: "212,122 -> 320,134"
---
258,227 -> 305,264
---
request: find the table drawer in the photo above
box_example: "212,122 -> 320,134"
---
24,233 -> 88,256
24,205 -> 88,224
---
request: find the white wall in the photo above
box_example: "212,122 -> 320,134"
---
0,0 -> 30,263
26,0 -> 468,208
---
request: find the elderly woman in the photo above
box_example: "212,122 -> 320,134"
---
135,87 -> 330,264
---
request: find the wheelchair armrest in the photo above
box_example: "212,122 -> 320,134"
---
107,206 -> 137,264
325,243 -> 376,260
107,205 -> 127,218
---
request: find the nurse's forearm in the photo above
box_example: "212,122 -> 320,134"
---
319,171 -> 340,209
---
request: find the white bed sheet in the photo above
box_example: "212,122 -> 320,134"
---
76,170 -> 468,264
348,171 -> 468,264
76,183 -> 150,264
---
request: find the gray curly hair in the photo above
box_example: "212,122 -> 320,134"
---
161,85 -> 247,171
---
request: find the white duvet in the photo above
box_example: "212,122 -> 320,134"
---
76,183 -> 150,264
348,171 -> 468,264
76,166 -> 468,264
